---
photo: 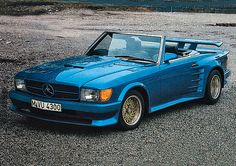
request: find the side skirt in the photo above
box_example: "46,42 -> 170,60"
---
150,96 -> 202,113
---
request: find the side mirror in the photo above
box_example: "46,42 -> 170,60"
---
164,53 -> 177,63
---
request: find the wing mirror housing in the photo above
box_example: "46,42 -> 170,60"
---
164,53 -> 178,63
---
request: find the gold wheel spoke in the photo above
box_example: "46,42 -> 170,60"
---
210,75 -> 221,99
122,95 -> 142,126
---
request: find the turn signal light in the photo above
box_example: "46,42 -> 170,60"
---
100,88 -> 113,102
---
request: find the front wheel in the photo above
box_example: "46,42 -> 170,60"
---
204,70 -> 222,104
118,90 -> 145,130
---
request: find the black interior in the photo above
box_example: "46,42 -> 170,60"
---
88,42 -> 197,61
165,43 -> 195,59
88,49 -> 108,56
165,45 -> 178,54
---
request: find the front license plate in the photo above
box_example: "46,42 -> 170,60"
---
31,99 -> 62,112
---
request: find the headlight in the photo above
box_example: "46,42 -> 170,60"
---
80,88 -> 112,102
15,79 -> 26,91
81,89 -> 99,102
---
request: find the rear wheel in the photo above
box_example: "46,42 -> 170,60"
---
118,90 -> 144,130
204,70 -> 222,104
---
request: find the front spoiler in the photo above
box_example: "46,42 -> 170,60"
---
9,90 -> 121,127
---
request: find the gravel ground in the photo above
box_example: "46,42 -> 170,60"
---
0,10 -> 236,165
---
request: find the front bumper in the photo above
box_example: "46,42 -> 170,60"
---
9,90 -> 121,127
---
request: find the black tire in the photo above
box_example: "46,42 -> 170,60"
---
204,70 -> 222,105
118,90 -> 145,130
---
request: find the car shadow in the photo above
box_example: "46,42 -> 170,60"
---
142,99 -> 205,123
14,99 -> 205,135
16,116 -> 119,136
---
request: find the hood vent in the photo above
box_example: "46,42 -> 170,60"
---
64,64 -> 84,69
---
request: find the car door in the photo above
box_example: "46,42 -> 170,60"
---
158,57 -> 199,104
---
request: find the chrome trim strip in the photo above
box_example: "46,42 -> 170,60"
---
84,32 -> 107,55
167,55 -> 191,63
158,36 -> 165,65
108,31 -> 163,38
84,31 -> 164,64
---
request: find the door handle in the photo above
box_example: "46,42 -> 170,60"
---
191,63 -> 199,67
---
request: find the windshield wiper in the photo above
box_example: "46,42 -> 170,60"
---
114,55 -> 155,63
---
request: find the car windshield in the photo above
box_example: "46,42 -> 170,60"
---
86,33 -> 162,62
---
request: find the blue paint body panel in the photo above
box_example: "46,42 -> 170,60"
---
9,32 -> 231,127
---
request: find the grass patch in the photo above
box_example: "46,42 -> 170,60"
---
0,0 -> 154,16
0,0 -> 59,15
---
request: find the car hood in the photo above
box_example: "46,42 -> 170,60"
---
18,55 -> 148,87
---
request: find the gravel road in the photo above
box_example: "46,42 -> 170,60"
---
0,10 -> 236,165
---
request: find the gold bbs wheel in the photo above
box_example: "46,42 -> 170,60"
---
210,75 -> 221,99
119,90 -> 144,130
122,95 -> 142,126
204,70 -> 222,105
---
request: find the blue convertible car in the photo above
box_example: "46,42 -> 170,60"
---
9,32 -> 230,130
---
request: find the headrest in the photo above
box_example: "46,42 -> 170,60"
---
165,45 -> 178,53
